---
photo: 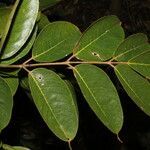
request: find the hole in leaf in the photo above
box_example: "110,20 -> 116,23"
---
92,52 -> 101,59
38,76 -> 42,80
92,52 -> 98,56
36,74 -> 43,81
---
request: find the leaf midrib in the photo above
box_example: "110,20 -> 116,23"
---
129,62 -> 150,66
75,22 -> 121,56
115,67 -> 149,107
33,40 -> 66,59
30,72 -> 69,140
128,50 -> 150,62
74,67 -> 112,126
114,42 -> 149,61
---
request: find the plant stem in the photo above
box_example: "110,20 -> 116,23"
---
67,54 -> 75,61
0,61 -> 130,69
0,64 -> 22,68
23,61 -> 129,67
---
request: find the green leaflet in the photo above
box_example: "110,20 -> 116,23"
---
29,68 -> 78,141
0,76 -> 13,132
115,65 -> 150,116
4,77 -> 18,96
38,13 -> 50,32
114,33 -> 150,79
0,6 -> 12,40
0,0 -> 20,52
0,69 -> 19,96
0,26 -> 38,64
73,64 -> 123,134
39,0 -> 61,10
129,51 -> 150,78
32,21 -> 81,62
114,33 -> 150,61
74,15 -> 125,61
1,0 -> 39,59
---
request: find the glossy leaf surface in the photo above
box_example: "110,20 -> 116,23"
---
0,0 -> 20,52
32,21 -> 81,62
0,77 -> 13,132
0,6 -> 12,39
74,15 -> 124,61
115,65 -> 150,116
114,33 -> 150,61
1,26 -> 38,64
29,68 -> 78,141
1,0 -> 39,59
73,64 -> 123,133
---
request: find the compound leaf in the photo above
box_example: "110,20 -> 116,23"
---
115,65 -> 150,116
74,15 -> 124,61
73,64 -> 123,134
32,21 -> 81,62
29,68 -> 78,141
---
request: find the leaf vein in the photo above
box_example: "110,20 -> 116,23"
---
33,40 -> 66,59
128,50 -> 150,62
114,42 -> 148,60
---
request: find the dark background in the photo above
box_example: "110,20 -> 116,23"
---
1,0 -> 150,150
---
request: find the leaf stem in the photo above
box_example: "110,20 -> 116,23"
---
68,141 -> 73,150
67,54 -> 75,61
23,57 -> 33,65
117,134 -> 123,143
